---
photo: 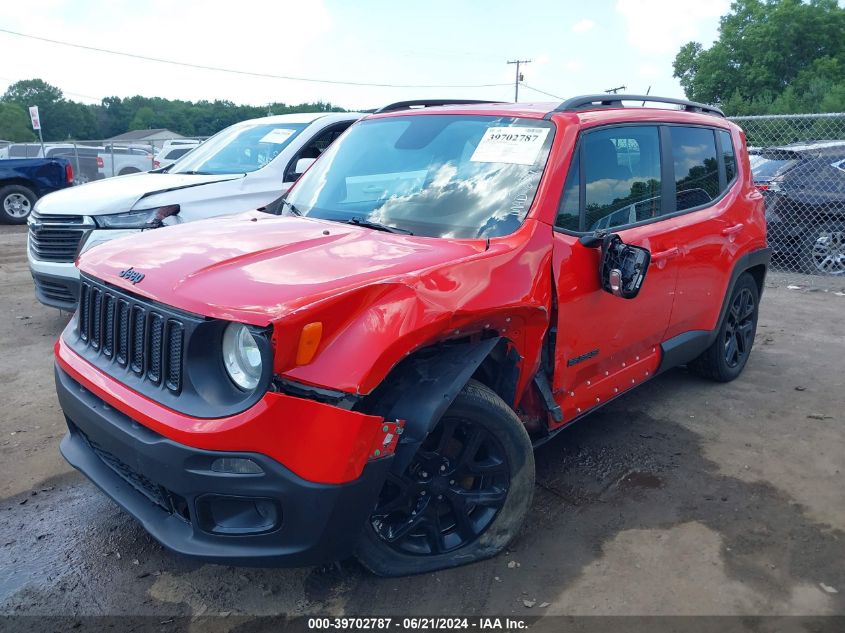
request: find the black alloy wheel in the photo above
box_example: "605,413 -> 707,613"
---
370,416 -> 510,556
356,379 -> 534,576
723,286 -> 756,369
689,272 -> 760,382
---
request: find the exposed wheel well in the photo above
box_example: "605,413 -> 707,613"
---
0,180 -> 38,197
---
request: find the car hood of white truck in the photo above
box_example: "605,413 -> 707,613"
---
35,172 -> 244,217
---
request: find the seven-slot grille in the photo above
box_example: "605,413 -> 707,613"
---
78,279 -> 184,393
28,212 -> 88,263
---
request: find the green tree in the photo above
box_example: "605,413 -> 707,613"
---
2,78 -> 64,106
673,0 -> 845,114
0,102 -> 36,141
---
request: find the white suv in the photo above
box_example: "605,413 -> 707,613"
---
28,111 -> 363,309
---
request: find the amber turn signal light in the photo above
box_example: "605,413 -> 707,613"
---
296,322 -> 323,365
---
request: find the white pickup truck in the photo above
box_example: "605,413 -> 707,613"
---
97,145 -> 156,177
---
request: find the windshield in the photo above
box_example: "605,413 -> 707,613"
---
169,122 -> 307,175
285,115 -> 554,238
749,153 -> 798,180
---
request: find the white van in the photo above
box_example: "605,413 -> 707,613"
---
28,111 -> 362,309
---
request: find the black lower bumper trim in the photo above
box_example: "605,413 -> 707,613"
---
56,363 -> 390,567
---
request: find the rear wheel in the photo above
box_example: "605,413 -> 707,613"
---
118,167 -> 141,176
0,185 -> 36,224
689,272 -> 759,382
356,379 -> 534,576
801,224 -> 845,275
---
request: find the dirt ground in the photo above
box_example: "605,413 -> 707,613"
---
1,224 -> 844,621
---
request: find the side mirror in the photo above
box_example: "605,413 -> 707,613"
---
599,233 -> 650,299
293,157 -> 316,177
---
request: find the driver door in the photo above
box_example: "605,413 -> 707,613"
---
551,125 -> 680,422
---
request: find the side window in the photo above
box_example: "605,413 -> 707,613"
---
555,153 -> 580,231
285,122 -> 354,181
719,130 -> 736,183
166,148 -> 192,160
583,126 -> 662,231
670,126 -> 719,211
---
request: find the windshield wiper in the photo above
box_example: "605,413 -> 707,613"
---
345,217 -> 413,235
279,199 -> 302,216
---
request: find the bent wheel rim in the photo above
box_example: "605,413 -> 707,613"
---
3,193 -> 31,218
811,231 -> 845,275
370,416 -> 510,556
724,287 -> 755,369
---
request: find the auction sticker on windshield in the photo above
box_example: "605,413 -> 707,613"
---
470,127 -> 550,165
260,128 -> 297,144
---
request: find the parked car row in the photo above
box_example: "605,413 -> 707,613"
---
750,140 -> 845,275
1,140 -> 202,184
39,95 -> 772,576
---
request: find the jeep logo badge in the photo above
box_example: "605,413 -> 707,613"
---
119,267 -> 145,285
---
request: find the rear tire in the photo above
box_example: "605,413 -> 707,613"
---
118,167 -> 141,176
356,379 -> 534,576
689,272 -> 759,382
800,224 -> 845,276
0,185 -> 36,224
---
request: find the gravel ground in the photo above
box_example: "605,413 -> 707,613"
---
0,225 -> 843,622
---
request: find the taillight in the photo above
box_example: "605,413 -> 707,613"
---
65,163 -> 73,184
153,160 -> 160,169
96,156 -> 104,168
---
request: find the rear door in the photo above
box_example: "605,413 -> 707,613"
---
662,126 -> 745,339
551,124 -> 680,422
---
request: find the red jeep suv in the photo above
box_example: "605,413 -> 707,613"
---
55,95 -> 770,576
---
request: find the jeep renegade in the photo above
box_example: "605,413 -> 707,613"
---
54,95 -> 770,576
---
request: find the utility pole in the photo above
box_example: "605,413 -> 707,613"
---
604,85 -> 627,94
507,59 -> 531,102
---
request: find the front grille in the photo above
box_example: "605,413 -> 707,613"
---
31,212 -> 85,224
78,278 -> 185,394
29,227 -> 87,262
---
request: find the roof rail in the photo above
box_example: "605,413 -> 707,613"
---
373,99 -> 503,114
546,94 -> 725,118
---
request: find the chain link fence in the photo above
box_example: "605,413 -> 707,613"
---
0,137 -> 206,184
729,113 -> 845,283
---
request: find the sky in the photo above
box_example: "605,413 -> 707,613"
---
0,0 -> 730,111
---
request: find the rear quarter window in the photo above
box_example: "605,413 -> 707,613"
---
719,130 -> 736,182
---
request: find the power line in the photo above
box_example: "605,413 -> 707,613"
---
520,83 -> 564,100
0,28 -> 512,90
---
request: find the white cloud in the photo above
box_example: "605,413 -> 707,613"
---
638,64 -> 659,78
572,18 -> 596,33
566,60 -> 585,73
615,0 -> 729,54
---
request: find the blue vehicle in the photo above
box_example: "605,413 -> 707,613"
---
0,157 -> 74,224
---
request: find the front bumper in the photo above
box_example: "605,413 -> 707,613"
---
56,364 -> 391,566
32,271 -> 80,311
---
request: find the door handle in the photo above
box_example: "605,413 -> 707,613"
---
650,247 -> 679,263
721,223 -> 744,236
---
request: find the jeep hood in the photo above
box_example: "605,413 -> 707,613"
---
35,172 -> 243,216
78,212 -> 485,325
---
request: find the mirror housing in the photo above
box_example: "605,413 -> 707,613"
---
293,157 -> 316,177
599,233 -> 650,299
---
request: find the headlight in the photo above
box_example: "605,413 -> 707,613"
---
95,205 -> 179,229
222,323 -> 262,390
